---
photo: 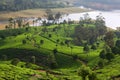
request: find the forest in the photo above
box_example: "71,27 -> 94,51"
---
0,0 -> 67,11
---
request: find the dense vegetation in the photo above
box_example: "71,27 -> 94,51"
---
1,0 -> 120,12
0,0 -> 68,11
0,10 -> 120,79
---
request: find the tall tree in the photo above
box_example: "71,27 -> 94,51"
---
95,13 -> 106,36
104,31 -> 115,48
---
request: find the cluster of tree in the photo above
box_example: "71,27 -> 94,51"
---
0,28 -> 26,39
98,30 -> 120,68
5,17 -> 28,29
78,65 -> 97,80
74,13 -> 106,46
0,0 -> 66,11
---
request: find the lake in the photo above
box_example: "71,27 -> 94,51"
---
62,10 -> 120,29
0,9 -> 120,30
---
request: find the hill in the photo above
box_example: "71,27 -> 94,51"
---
0,0 -> 68,11
0,15 -> 120,79
73,0 -> 120,10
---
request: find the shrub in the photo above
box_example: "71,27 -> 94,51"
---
83,45 -> 90,52
98,59 -> 108,68
99,50 -> 106,59
1,55 -> 7,61
22,39 -> 27,44
91,44 -> 97,50
78,65 -> 91,80
106,52 -> 114,61
88,72 -> 98,80
47,54 -> 58,69
11,58 -> 20,66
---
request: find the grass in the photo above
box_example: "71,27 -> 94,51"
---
96,55 -> 120,80
0,23 -> 120,80
0,62 -> 42,80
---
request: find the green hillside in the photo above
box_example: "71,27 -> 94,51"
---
0,15 -> 120,80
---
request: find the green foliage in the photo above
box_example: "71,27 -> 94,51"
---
98,59 -> 108,68
0,0 -> 66,11
104,31 -> 115,48
106,52 -> 114,61
99,50 -> 106,59
0,22 -> 119,80
0,28 -> 26,39
53,48 -> 58,54
11,58 -> 20,66
112,46 -> 120,54
88,72 -> 98,80
1,55 -> 7,61
40,40 -> 44,45
83,45 -> 90,52
78,65 -> 91,80
91,44 -> 97,50
31,56 -> 36,64
47,53 -> 58,69
22,39 -> 27,44
115,40 -> 120,47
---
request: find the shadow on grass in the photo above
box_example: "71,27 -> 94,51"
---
0,48 -> 81,69
0,48 -> 47,66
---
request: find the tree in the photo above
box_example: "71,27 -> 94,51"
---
104,31 -> 115,48
1,55 -> 7,61
65,40 -> 70,47
11,58 -> 20,66
48,34 -> 52,38
91,44 -> 97,50
98,59 -> 107,68
25,62 -> 32,68
13,20 -> 16,29
70,46 -> 73,55
31,56 -> 36,64
45,9 -> 54,21
53,48 -> 58,55
95,13 -> 106,36
105,45 -> 112,53
47,54 -> 58,69
56,39 -> 60,44
16,17 -> 23,28
83,45 -> 90,53
78,65 -> 91,80
55,12 -> 61,23
106,52 -> 114,61
72,54 -> 78,60
40,40 -> 44,45
99,50 -> 106,59
8,18 -> 14,29
115,40 -> 120,48
22,39 -> 27,44
112,46 -> 120,54
88,72 -> 98,80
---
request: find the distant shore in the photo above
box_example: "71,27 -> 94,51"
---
0,7 -> 91,30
